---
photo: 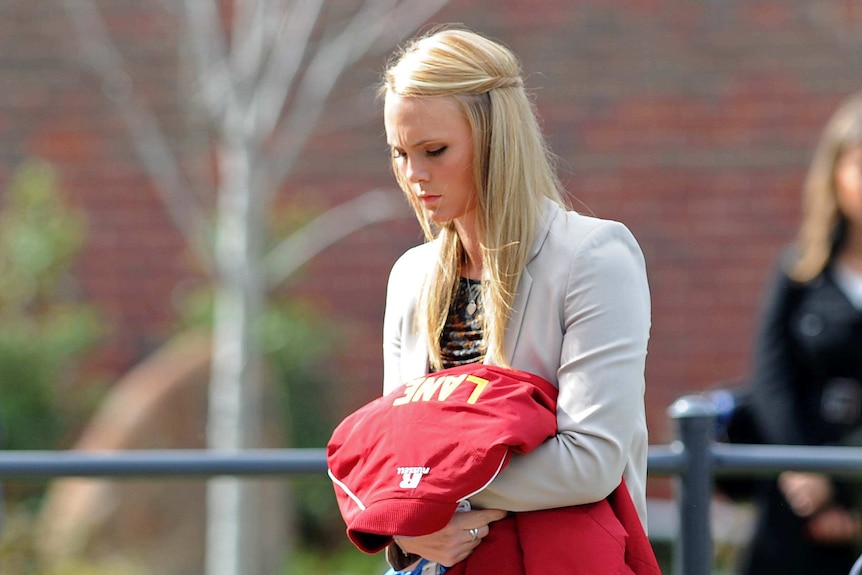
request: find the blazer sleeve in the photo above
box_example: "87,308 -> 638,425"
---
382,255 -> 407,395
474,221 -> 651,512
381,243 -> 431,395
750,266 -> 810,445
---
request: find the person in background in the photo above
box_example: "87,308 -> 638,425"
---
742,93 -> 862,575
378,26 -> 652,573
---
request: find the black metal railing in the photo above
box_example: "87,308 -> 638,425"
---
650,394 -> 862,575
3,395 -> 862,575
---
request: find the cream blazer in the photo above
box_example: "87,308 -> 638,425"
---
382,199 -> 652,528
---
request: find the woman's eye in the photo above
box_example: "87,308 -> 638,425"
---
391,149 -> 405,160
427,146 -> 447,157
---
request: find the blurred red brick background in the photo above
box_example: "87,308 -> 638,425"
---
2,1 -> 862,499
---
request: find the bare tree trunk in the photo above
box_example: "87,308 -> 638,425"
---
206,134 -> 266,575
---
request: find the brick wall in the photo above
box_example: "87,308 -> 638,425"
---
2,1 -> 862,478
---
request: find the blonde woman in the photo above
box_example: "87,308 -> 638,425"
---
378,26 -> 652,572
744,93 -> 862,575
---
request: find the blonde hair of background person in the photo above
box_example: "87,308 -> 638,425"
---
381,26 -> 566,371
792,92 -> 862,282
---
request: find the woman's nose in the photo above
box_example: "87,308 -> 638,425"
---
405,158 -> 429,184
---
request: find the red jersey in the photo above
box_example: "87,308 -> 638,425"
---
327,364 -> 661,574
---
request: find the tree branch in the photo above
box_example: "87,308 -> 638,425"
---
60,0 -> 214,272
250,0 -> 325,138
263,188 -> 410,289
267,0 -> 449,189
229,0 -> 266,105
182,0 -> 236,127
266,0 -> 398,188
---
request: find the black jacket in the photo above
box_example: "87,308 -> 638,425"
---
742,261 -> 862,575
752,265 -> 862,446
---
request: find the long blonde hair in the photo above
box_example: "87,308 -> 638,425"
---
382,26 -> 566,370
790,93 -> 862,282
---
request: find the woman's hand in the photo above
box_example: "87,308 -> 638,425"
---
778,471 -> 833,517
807,506 -> 862,544
393,508 -> 507,567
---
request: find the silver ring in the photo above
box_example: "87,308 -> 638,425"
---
468,527 -> 479,541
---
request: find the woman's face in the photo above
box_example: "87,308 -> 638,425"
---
836,144 -> 862,229
384,93 -> 477,226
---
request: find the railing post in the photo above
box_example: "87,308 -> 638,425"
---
668,395 -> 716,575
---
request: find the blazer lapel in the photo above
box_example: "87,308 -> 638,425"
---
500,199 -> 559,363
502,267 -> 533,363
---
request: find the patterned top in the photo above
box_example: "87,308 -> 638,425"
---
439,277 -> 486,369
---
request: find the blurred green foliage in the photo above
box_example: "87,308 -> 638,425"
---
0,504 -> 149,575
0,495 -> 380,575
282,542 -> 387,575
0,160 -> 102,452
